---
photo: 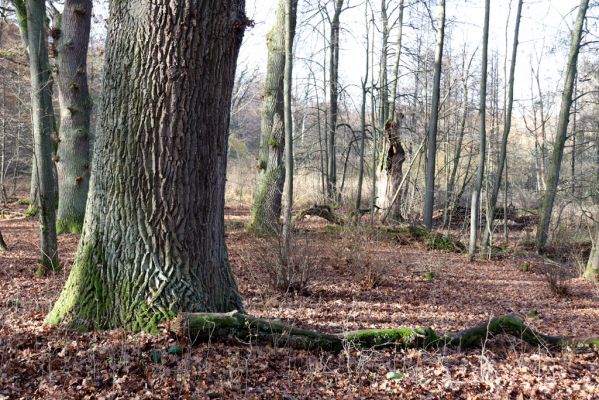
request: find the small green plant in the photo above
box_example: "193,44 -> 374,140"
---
16,198 -> 31,206
423,271 -> 435,281
25,206 -> 38,217
426,234 -> 455,251
35,265 -> 46,277
385,371 -> 404,381
521,262 -> 530,272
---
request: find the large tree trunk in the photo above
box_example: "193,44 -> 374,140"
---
482,0 -> 522,254
423,0 -> 445,231
26,0 -> 59,271
468,0 -> 490,260
247,0 -> 297,235
536,0 -> 589,252
55,0 -> 92,234
47,0 -> 248,331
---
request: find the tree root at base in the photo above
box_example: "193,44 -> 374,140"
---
172,311 -> 599,352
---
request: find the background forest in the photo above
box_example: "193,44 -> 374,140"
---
0,0 -> 599,398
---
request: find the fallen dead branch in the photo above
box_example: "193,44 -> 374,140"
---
173,311 -> 599,352
293,205 -> 345,225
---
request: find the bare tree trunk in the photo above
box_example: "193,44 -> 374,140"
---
586,221 -> 599,282
423,0 -> 445,231
53,0 -> 93,234
0,228 -> 7,251
47,0 -> 248,331
281,0 -> 296,260
389,0 -> 404,120
26,0 -> 59,272
443,50 -> 473,227
11,86 -> 22,197
483,0 -> 522,254
468,0 -> 490,260
536,0 -> 588,253
12,0 -> 39,213
356,3 -> 369,211
248,0 -> 297,234
327,0 -> 343,202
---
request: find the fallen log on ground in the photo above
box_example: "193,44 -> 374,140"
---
172,311 -> 599,352
293,205 -> 345,225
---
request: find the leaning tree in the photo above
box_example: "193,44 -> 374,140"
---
47,0 -> 250,331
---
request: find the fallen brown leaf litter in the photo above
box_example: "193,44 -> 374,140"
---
1,202 -> 598,399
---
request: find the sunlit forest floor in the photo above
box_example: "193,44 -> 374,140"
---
1,198 -> 598,399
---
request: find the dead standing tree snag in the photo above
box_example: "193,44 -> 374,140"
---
385,114 -> 406,223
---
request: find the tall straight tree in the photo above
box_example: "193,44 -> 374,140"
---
468,0 -> 490,260
47,0 -> 248,330
536,0 -> 589,253
389,0 -> 404,120
355,1 -> 370,211
247,0 -> 298,234
423,0 -> 445,231
585,136 -> 599,282
327,0 -> 344,202
54,0 -> 93,234
23,0 -> 59,271
483,0 -> 523,253
11,0 -> 40,213
281,0 -> 295,258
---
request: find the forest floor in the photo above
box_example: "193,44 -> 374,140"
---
1,200 -> 598,399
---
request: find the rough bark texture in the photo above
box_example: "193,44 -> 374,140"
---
423,0 -> 445,231
26,0 -> 59,271
385,117 -> 405,222
247,0 -> 297,235
468,0 -> 490,260
55,0 -> 93,234
536,0 -> 589,252
47,0 -> 248,331
173,311 -> 599,352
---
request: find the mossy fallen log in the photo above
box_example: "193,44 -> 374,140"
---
388,225 -> 465,253
293,205 -> 345,225
172,311 -> 599,352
